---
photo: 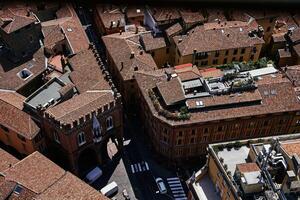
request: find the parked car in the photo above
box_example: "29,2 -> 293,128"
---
85,167 -> 103,184
155,177 -> 167,194
100,181 -> 118,197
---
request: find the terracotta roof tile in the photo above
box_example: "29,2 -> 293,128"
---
0,177 -> 16,200
37,172 -> 108,200
140,32 -> 166,51
1,151 -> 107,199
179,10 -> 204,25
3,152 -> 65,194
0,48 -> 46,91
135,71 -> 300,125
95,5 -> 125,29
236,163 -> 260,173
281,140 -> 300,157
0,90 -> 25,110
68,49 -> 111,93
157,77 -> 185,106
0,148 -> 19,172
102,32 -> 158,81
284,65 -> 300,87
149,7 -> 180,22
126,7 -> 144,18
206,8 -> 227,23
0,6 -> 37,34
173,22 -> 264,56
46,91 -> 114,125
165,23 -> 183,37
0,99 -> 40,139
272,32 -> 286,43
42,25 -> 65,49
41,4 -> 89,54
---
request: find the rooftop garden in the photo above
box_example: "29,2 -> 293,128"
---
148,89 -> 191,121
217,57 -> 274,72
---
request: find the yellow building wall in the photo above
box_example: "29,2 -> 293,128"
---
0,126 -> 41,155
174,44 -> 263,68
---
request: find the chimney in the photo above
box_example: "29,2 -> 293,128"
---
192,49 -> 197,65
130,51 -> 135,58
135,26 -> 138,34
120,62 -> 124,71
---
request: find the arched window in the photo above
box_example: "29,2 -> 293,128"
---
106,116 -> 113,130
53,131 -> 60,144
78,132 -> 86,146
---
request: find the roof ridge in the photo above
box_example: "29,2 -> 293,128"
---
48,92 -> 109,120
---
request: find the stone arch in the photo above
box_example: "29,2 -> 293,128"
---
77,147 -> 99,176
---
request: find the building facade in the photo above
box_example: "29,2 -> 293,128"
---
172,21 -> 264,67
0,5 -> 42,61
188,133 -> 300,200
134,67 -> 300,166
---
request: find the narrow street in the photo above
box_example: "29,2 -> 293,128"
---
73,3 -> 188,200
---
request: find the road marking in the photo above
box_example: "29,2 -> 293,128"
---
168,180 -> 181,184
172,190 -> 184,194
167,177 -> 180,181
170,186 -> 183,190
131,162 -> 150,173
131,164 -> 135,173
145,162 -> 149,170
175,198 -> 187,200
167,177 -> 187,199
169,183 -> 182,187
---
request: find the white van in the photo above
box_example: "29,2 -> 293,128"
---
85,167 -> 103,184
100,181 -> 118,197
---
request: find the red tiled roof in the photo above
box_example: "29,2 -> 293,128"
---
0,6 -> 37,34
173,22 -> 264,56
103,31 -> 158,81
174,63 -> 193,70
281,140 -> 300,158
0,48 -> 46,91
46,90 -> 114,125
0,90 -> 25,110
135,71 -> 300,125
165,23 -> 183,37
3,152 -> 65,194
37,172 -> 107,200
156,77 -> 185,106
140,32 -> 166,51
148,7 -> 180,22
284,65 -> 300,87
0,99 -> 40,139
1,152 -> 108,199
68,49 -> 111,93
95,5 -> 125,29
0,148 -> 19,172
236,163 -> 260,173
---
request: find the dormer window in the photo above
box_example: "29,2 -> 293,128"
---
106,116 -> 113,130
78,132 -> 86,146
